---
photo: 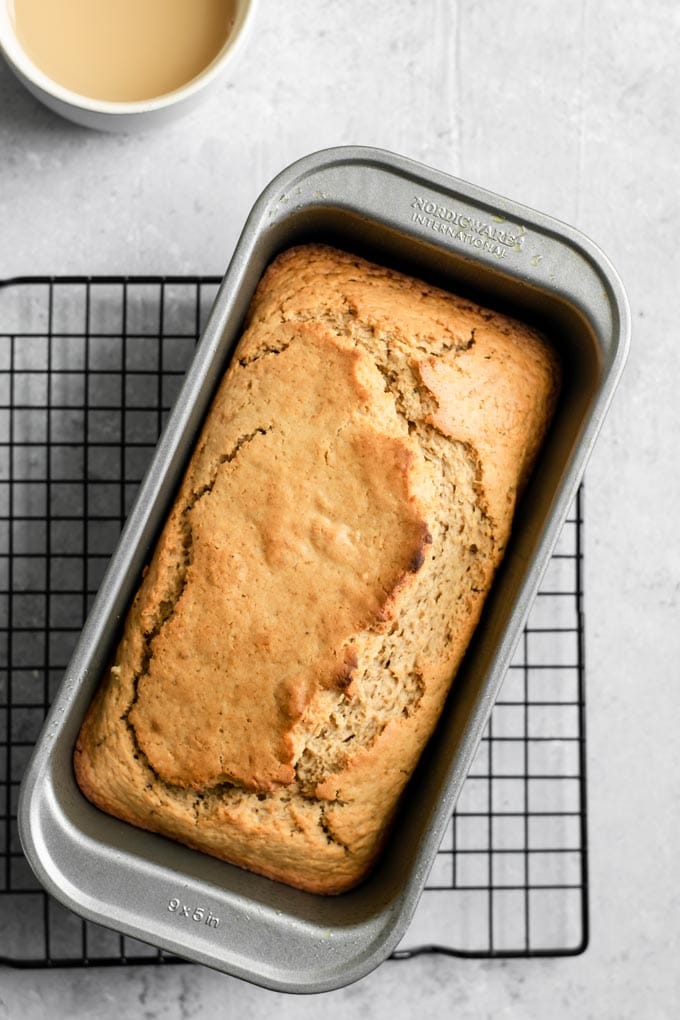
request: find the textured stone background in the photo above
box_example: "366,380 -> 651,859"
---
1,0 -> 678,1016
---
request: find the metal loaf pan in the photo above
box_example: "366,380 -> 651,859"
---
19,147 -> 630,992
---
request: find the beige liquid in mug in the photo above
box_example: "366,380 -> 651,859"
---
9,0 -> 237,102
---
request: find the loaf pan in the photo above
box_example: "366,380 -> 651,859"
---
19,147 -> 629,992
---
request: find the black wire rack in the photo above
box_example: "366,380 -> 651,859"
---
0,276 -> 588,967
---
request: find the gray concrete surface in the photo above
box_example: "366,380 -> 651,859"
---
1,0 -> 678,1016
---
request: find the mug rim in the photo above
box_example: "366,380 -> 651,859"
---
0,0 -> 256,115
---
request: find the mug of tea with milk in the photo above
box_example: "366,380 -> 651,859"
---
0,0 -> 257,129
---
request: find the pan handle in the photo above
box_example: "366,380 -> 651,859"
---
245,145 -> 628,358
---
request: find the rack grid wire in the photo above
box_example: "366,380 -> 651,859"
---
0,276 -> 588,966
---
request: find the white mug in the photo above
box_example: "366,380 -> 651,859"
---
0,0 -> 257,131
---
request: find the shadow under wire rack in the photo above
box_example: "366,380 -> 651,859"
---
0,276 -> 588,966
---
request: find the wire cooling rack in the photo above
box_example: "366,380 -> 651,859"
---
0,276 -> 588,966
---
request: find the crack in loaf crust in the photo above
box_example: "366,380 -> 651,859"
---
74,244 -> 560,895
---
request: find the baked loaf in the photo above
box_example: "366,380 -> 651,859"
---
74,244 -> 559,894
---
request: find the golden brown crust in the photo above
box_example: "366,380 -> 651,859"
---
73,244 -> 559,894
